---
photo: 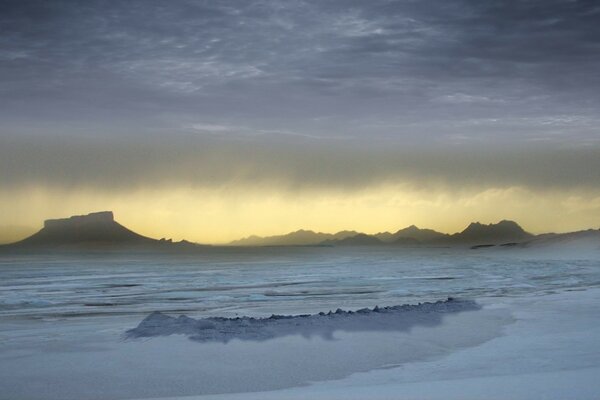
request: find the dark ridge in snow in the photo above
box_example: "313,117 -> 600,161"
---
126,298 -> 479,343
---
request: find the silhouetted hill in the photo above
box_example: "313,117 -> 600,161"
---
14,211 -> 153,246
444,220 -> 533,245
228,229 -> 358,246
1,211 -> 203,251
321,233 -> 385,246
376,225 -> 447,243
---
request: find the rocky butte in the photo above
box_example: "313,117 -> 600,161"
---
12,211 -> 155,247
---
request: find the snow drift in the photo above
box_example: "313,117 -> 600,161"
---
126,298 -> 479,343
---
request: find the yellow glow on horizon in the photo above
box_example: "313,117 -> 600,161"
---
1,185 -> 599,244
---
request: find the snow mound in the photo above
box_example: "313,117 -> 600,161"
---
126,298 -> 479,343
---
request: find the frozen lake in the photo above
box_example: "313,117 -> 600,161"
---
1,247 -> 599,399
2,247 -> 599,320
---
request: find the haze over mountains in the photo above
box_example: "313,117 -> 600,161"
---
375,225 -> 447,244
228,229 -> 360,246
1,211 -> 598,251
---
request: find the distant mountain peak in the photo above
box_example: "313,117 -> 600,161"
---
1,211 -> 208,252
292,229 -> 311,233
12,211 -> 157,248
321,233 -> 384,246
462,220 -> 525,234
456,220 -> 531,244
227,228 -> 357,246
381,224 -> 447,243
497,219 -> 522,227
400,224 -> 419,231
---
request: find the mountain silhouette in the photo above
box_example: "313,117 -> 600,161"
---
228,229 -> 359,246
227,220 -> 534,247
320,233 -> 385,246
14,211 -> 154,246
3,212 -> 596,251
2,211 -> 200,251
375,225 -> 447,243
7,211 -> 160,247
445,220 -> 533,245
322,220 -> 532,247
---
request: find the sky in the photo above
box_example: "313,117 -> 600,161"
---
1,0 -> 600,243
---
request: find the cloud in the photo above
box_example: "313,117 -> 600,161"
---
1,133 -> 599,194
0,0 -> 599,198
188,123 -> 240,133
433,93 -> 504,104
2,0 -> 599,102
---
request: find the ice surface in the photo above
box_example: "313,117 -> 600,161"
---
1,247 -> 599,399
2,247 -> 599,321
0,300 -> 507,400
163,288 -> 600,400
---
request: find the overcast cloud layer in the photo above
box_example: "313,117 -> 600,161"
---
1,0 -> 600,192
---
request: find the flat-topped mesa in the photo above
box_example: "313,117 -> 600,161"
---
9,211 -> 159,247
44,211 -> 114,229
1,211 -> 210,250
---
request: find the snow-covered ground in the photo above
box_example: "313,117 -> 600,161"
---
0,247 -> 599,399
177,288 -> 600,400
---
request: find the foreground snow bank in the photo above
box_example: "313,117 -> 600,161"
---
127,298 -> 479,342
147,288 -> 600,400
0,297 -> 503,400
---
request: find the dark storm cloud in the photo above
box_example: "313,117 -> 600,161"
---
2,0 -> 599,101
1,133 -> 599,192
1,0 -> 599,191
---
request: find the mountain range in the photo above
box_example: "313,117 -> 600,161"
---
229,220 -> 534,247
228,229 -> 360,246
1,211 -> 598,251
